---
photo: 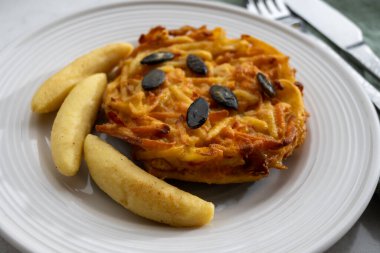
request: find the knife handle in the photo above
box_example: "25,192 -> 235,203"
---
346,44 -> 380,82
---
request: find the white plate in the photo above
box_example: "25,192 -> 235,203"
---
0,1 -> 379,252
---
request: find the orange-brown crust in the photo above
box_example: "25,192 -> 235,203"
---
97,26 -> 308,184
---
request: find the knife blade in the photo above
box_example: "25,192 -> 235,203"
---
285,0 -> 380,82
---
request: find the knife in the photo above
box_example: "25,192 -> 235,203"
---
285,0 -> 380,83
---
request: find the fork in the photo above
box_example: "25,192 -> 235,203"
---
246,0 -> 304,29
245,0 -> 380,110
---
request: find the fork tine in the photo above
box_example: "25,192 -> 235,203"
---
273,0 -> 290,17
256,0 -> 271,18
246,0 -> 260,15
246,0 -> 304,31
264,0 -> 290,19
265,0 -> 279,14
246,0 -> 291,20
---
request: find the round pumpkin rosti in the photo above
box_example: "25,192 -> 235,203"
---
97,25 -> 308,184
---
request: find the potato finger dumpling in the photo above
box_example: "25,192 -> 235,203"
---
97,26 -> 308,184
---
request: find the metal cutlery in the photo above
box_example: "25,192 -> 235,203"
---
285,0 -> 380,83
246,0 -> 380,109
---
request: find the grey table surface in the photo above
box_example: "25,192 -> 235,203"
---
0,0 -> 379,252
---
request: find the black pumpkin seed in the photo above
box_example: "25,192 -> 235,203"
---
142,69 -> 166,90
186,54 -> 208,75
186,98 -> 209,129
257,73 -> 276,98
209,85 -> 238,110
141,52 -> 175,65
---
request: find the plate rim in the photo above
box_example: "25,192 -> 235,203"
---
0,0 -> 379,252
